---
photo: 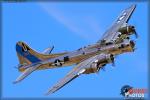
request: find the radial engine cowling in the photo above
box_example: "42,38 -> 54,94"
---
118,25 -> 136,35
83,54 -> 114,74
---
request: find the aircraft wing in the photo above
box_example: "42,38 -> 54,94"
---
13,63 -> 41,84
97,4 -> 136,43
45,55 -> 98,95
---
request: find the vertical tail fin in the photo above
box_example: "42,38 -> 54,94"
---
16,41 -> 42,65
16,41 -> 68,72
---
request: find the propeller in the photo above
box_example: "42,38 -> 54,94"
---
132,20 -> 139,39
96,64 -> 105,75
100,64 -> 106,71
132,47 -> 137,52
134,30 -> 138,38
96,66 -> 101,74
131,26 -> 138,38
96,54 -> 115,73
112,61 -> 115,67
110,54 -> 115,66
130,40 -> 136,51
101,66 -> 106,71
110,54 -> 116,67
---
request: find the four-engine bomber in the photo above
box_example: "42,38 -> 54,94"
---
14,4 -> 137,95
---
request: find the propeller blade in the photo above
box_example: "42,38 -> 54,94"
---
112,54 -> 117,67
132,26 -> 138,38
134,30 -> 138,38
101,66 -> 106,71
96,67 -> 101,75
110,54 -> 115,67
132,47 -> 137,52
112,61 -> 115,67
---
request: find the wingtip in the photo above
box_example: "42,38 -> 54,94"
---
44,92 -> 50,96
13,80 -> 20,84
131,4 -> 136,9
44,91 -> 53,96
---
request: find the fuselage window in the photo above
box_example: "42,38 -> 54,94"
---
64,56 -> 69,62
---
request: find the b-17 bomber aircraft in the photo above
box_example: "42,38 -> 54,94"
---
13,4 -> 137,95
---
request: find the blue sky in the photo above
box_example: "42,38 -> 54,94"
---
2,2 -> 148,98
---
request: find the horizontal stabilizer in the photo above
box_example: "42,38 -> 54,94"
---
13,63 -> 41,84
42,46 -> 54,54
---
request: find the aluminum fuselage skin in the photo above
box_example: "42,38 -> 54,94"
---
19,40 -> 135,72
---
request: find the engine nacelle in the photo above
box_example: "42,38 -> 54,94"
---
118,25 -> 136,35
83,54 -> 114,74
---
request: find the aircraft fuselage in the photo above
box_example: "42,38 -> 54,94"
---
19,40 -> 135,72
